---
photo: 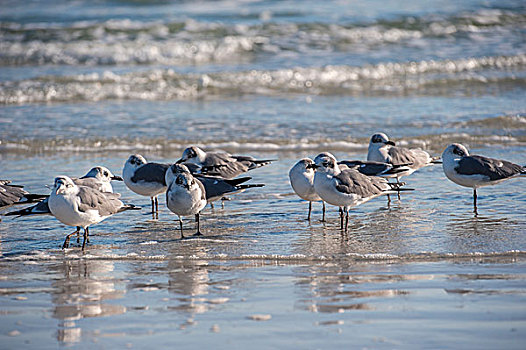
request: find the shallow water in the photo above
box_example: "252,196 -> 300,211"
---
1,0 -> 526,348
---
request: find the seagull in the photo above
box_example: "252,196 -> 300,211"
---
288,158 -> 325,221
166,171 -> 207,238
166,163 -> 264,207
310,152 -> 404,231
367,132 -> 440,182
175,146 -> 274,179
123,154 -> 169,216
5,166 -> 123,217
48,176 -> 139,250
0,180 -> 46,209
442,143 -> 525,214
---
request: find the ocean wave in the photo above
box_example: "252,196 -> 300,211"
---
1,121 -> 524,155
0,9 -> 524,66
1,54 -> 524,104
3,249 -> 525,263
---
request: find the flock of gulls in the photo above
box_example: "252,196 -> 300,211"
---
1,133 -> 525,250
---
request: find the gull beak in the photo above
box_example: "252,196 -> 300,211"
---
55,181 -> 66,194
306,164 -> 319,169
385,141 -> 396,146
175,158 -> 184,164
112,175 -> 123,181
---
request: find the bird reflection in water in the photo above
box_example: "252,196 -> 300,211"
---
51,259 -> 126,344
294,264 -> 413,317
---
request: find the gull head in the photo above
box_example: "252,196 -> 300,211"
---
85,166 -> 123,182
442,143 -> 469,160
126,154 -> 148,169
54,176 -> 77,195
173,172 -> 197,191
291,158 -> 315,175
370,133 -> 396,147
176,146 -> 206,164
312,152 -> 339,175
166,163 -> 191,186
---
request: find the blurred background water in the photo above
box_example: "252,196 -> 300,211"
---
0,0 -> 525,348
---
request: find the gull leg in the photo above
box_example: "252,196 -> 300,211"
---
194,213 -> 203,236
345,211 -> 349,232
151,197 -> 155,213
81,227 -> 89,251
396,178 -> 401,200
210,202 -> 214,209
179,217 -> 184,239
307,201 -> 312,221
339,207 -> 344,230
63,227 -> 80,249
155,196 -> 159,213
221,200 -> 225,209
322,202 -> 326,222
473,188 -> 478,216
76,226 -> 81,243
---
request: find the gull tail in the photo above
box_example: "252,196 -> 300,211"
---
224,176 -> 252,186
248,159 -> 276,170
430,156 -> 442,164
383,165 -> 413,176
4,199 -> 51,217
236,183 -> 265,190
118,204 -> 142,213
22,193 -> 48,201
387,182 -> 415,192
254,159 -> 276,166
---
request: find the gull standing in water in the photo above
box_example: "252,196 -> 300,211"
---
442,143 -> 525,214
367,132 -> 440,182
166,163 -> 264,207
48,176 -> 138,250
123,154 -> 169,218
176,146 -> 274,179
166,171 -> 207,238
6,166 -> 122,217
289,158 -> 325,221
310,152 -> 404,231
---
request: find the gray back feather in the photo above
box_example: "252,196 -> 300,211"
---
334,170 -> 388,197
0,183 -> 28,207
131,163 -> 170,185
77,187 -> 123,217
388,147 -> 429,167
457,155 -> 524,181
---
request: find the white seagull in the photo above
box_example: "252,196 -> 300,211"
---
6,166 -> 122,217
48,176 -> 138,250
166,171 -> 207,238
310,152 -> 403,231
166,163 -> 264,207
289,158 -> 325,221
442,143 -> 525,213
176,146 -> 274,179
123,154 -> 169,216
367,132 -> 439,182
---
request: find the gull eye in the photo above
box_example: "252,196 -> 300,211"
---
453,147 -> 464,156
104,171 -> 109,177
